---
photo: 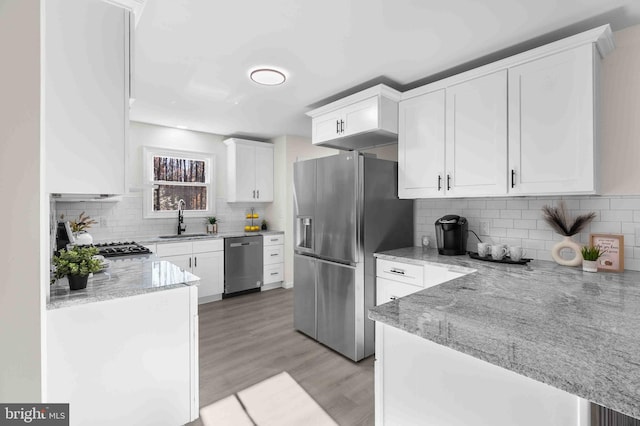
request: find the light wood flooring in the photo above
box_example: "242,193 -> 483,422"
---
189,288 -> 374,426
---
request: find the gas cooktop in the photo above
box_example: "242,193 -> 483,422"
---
83,241 -> 152,258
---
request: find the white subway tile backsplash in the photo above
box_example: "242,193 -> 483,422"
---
500,210 -> 522,219
414,194 -> 640,271
611,199 -> 640,210
601,210 -> 633,222
579,199 -> 610,210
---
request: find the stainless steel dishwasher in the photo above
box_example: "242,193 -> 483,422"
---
224,235 -> 263,298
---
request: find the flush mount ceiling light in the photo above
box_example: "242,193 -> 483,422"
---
249,68 -> 286,86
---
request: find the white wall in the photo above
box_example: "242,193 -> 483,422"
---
56,122 -> 267,240
0,0 -> 45,401
601,24 -> 640,194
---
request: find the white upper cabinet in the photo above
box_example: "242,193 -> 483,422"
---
398,71 -> 507,199
398,24 -> 614,198
398,90 -> 445,198
307,84 -> 401,151
46,0 -> 130,195
508,44 -> 597,195
224,138 -> 274,203
445,70 -> 507,197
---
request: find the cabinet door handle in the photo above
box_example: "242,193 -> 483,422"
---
336,120 -> 340,134
340,120 -> 345,134
511,169 -> 516,188
194,256 -> 197,268
447,174 -> 451,191
257,190 -> 260,199
437,175 -> 442,191
389,268 -> 405,275
252,190 -> 255,199
189,257 -> 192,268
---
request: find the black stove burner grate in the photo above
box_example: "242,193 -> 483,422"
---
81,241 -> 152,258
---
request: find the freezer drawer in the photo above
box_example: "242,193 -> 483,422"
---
316,259 -> 358,360
294,254 -> 316,339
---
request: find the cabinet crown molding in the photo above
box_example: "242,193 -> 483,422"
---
403,24 -> 614,101
306,84 -> 401,118
223,138 -> 272,147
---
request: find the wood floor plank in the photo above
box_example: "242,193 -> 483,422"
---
189,288 -> 374,426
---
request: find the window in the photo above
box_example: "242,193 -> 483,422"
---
143,147 -> 215,218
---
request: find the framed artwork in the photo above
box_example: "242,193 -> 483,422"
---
589,234 -> 624,272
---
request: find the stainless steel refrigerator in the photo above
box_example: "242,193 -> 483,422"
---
293,152 -> 413,361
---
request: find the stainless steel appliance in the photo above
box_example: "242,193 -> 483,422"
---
224,235 -> 263,298
293,152 -> 413,361
435,215 -> 468,255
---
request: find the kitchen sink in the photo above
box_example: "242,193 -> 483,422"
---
158,233 -> 210,239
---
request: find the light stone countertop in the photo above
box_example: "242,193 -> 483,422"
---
370,246 -> 640,420
48,256 -> 200,310
138,230 -> 284,244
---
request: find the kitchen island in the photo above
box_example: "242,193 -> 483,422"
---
370,247 -> 640,425
47,256 -> 200,426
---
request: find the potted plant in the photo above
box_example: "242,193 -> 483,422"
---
70,211 -> 98,245
581,245 -> 604,273
52,246 -> 102,290
261,219 -> 268,231
541,202 -> 596,267
206,216 -> 218,234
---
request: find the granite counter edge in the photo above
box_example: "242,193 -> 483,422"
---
47,281 -> 198,311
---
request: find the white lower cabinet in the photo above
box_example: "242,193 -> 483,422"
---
156,240 -> 224,303
47,286 -> 199,426
378,324 -> 589,426
375,258 -> 465,426
263,234 -> 284,288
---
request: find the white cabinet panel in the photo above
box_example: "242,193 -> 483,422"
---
193,250 -> 224,298
157,241 -> 223,302
508,44 -> 597,195
398,90 -> 445,198
225,139 -> 274,202
46,0 -> 128,195
342,96 -> 379,137
264,245 -> 283,265
254,144 -> 274,201
376,259 -> 424,287
446,70 -> 508,197
47,286 -> 198,425
263,263 -> 284,284
263,234 -> 284,246
380,325 -> 586,426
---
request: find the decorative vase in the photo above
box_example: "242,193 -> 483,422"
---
582,260 -> 598,273
74,232 -> 93,245
207,224 -> 214,233
551,236 -> 583,267
68,274 -> 89,290
261,223 -> 267,231
212,223 -> 218,234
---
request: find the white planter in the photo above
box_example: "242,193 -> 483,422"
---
74,232 -> 93,245
582,260 -> 598,273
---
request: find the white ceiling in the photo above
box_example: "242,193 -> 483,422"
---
130,0 -> 640,140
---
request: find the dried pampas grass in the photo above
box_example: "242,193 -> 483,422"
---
541,201 -> 596,236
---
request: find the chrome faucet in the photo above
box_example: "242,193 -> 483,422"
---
177,199 -> 186,235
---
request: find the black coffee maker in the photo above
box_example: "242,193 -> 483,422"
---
435,215 -> 468,255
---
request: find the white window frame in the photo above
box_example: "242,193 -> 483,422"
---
142,146 -> 215,219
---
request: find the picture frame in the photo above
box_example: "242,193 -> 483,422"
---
589,234 -> 624,272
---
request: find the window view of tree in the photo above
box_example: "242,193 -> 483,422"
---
152,156 -> 208,211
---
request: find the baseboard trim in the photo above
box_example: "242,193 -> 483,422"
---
282,281 -> 293,289
199,294 -> 222,304
261,282 -> 284,291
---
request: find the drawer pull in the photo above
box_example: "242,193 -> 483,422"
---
270,253 -> 278,257
390,296 -> 398,301
389,268 -> 405,275
270,272 -> 279,276
270,238 -> 279,242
